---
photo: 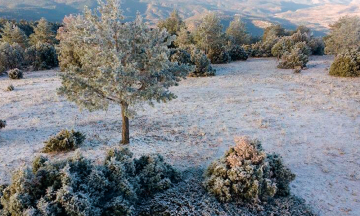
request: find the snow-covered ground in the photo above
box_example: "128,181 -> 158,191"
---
0,56 -> 359,216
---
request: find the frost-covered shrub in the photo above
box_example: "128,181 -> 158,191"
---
278,44 -> 310,69
6,84 -> 14,91
42,129 -> 86,153
329,48 -> 360,77
207,47 -> 231,64
0,148 -> 180,216
0,120 -> 6,129
8,68 -> 23,79
250,36 -> 280,57
203,137 -> 295,203
138,169 -> 314,216
271,32 -> 311,58
308,37 -> 325,55
189,47 -> 216,77
0,42 -> 24,73
169,49 -> 192,65
134,154 -> 181,197
25,42 -> 58,71
227,45 -> 248,61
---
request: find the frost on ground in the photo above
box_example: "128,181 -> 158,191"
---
0,56 -> 359,216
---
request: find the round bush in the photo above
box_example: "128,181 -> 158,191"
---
227,45 -> 248,61
42,129 -> 86,153
0,42 -> 25,74
329,49 -> 360,77
207,47 -> 231,64
0,120 -> 6,129
203,137 -> 295,203
169,49 -> 192,65
8,68 -> 23,79
277,45 -> 310,69
189,47 -> 216,77
6,85 -> 14,91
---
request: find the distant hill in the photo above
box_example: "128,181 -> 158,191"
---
0,0 -> 359,36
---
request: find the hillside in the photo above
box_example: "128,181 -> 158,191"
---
0,0 -> 359,35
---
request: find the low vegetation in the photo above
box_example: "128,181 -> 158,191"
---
6,84 -> 14,91
8,68 -> 23,79
329,48 -> 360,77
0,148 -> 181,216
204,137 -> 295,203
41,129 -> 86,153
0,120 -> 5,129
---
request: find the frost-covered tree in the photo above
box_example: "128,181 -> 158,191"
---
0,42 -> 24,73
174,27 -> 194,48
194,12 -> 229,63
29,18 -> 57,45
0,22 -> 28,48
263,24 -> 287,42
226,17 -> 250,45
157,9 -> 185,36
324,16 -> 360,55
57,0 -> 191,144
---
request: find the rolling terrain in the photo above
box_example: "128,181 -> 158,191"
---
0,0 -> 359,35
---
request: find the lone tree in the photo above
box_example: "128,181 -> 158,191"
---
57,0 -> 191,144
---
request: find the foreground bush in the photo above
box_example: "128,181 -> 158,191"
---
308,37 -> 325,55
169,49 -> 192,65
249,36 -> 280,57
6,85 -> 14,91
138,169 -> 315,216
0,120 -> 5,129
25,42 -> 58,70
0,148 -> 180,216
204,137 -> 295,203
8,68 -> 23,79
278,45 -> 310,69
42,129 -> 86,153
329,48 -> 360,77
227,45 -> 248,61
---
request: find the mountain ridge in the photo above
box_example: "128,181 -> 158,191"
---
0,0 -> 358,36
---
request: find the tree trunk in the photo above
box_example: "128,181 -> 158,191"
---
121,102 -> 130,144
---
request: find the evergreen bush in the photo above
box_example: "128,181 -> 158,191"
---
169,49 -> 192,65
329,48 -> 360,77
42,129 -> 86,153
207,48 -> 231,64
189,47 -> 216,77
0,42 -> 24,73
25,42 -> 58,71
8,68 -> 23,79
203,137 -> 295,203
308,37 -> 325,55
227,45 -> 248,61
277,44 -> 310,69
0,148 -> 180,216
6,84 -> 14,91
0,120 -> 5,129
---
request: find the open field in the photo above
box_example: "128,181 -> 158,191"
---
0,55 -> 359,215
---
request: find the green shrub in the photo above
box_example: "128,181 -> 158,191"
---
250,36 -> 280,57
227,45 -> 248,61
308,37 -> 325,55
0,120 -> 5,129
278,44 -> 310,69
0,148 -> 180,216
189,47 -> 216,77
207,47 -> 231,64
329,48 -> 360,77
6,84 -> 14,91
271,37 -> 295,58
134,154 -> 181,198
203,137 -> 295,203
25,42 -> 58,71
8,68 -> 23,79
138,169 -> 314,216
169,49 -> 192,65
0,42 -> 24,73
42,129 -> 86,153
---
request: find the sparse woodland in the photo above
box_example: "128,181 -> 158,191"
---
0,0 -> 360,215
